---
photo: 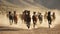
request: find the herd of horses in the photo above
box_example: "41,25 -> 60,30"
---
7,10 -> 56,29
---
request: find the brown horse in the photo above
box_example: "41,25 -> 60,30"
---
19,14 -> 25,23
13,11 -> 18,24
51,12 -> 56,22
32,12 -> 37,28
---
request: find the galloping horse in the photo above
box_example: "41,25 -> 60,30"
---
19,13 -> 25,23
32,12 -> 37,28
38,13 -> 43,24
44,12 -> 48,19
52,12 -> 56,21
7,11 -> 14,25
13,11 -> 18,24
44,12 -> 48,22
47,11 -> 52,28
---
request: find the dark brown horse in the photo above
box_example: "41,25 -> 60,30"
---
13,11 -> 18,24
32,12 -> 37,28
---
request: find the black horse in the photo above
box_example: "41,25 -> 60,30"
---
38,13 -> 43,24
26,11 -> 31,29
47,11 -> 52,28
8,11 -> 14,25
23,10 -> 31,29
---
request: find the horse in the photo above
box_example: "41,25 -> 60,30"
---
47,11 -> 52,28
38,13 -> 43,24
13,11 -> 18,24
52,12 -> 56,21
44,12 -> 48,21
7,12 -> 14,25
32,12 -> 37,28
24,11 -> 31,29
26,14 -> 31,29
19,14 -> 25,23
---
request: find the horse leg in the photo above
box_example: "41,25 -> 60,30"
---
40,20 -> 42,24
49,20 -> 51,28
22,19 -> 24,23
28,24 -> 30,29
33,24 -> 35,28
48,21 -> 50,28
26,22 -> 30,29
49,24 -> 50,28
12,19 -> 13,24
14,20 -> 17,24
9,20 -> 12,25
39,20 -> 41,24
16,20 -> 18,24
33,21 -> 35,28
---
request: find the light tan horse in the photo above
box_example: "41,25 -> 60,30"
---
44,12 -> 48,21
19,14 -> 24,23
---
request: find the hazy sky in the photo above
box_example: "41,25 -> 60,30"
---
1,0 -> 60,9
